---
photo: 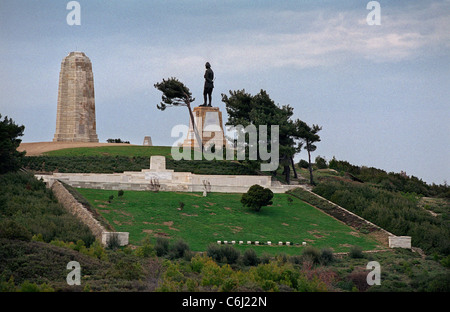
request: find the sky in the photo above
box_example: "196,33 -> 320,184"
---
0,0 -> 449,185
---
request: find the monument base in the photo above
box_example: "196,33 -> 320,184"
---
182,106 -> 228,149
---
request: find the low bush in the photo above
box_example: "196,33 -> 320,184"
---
206,244 -> 241,265
319,248 -> 335,265
349,246 -> 364,259
242,249 -> 260,266
168,239 -> 190,260
155,237 -> 170,257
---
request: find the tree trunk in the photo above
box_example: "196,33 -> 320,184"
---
290,156 -> 298,179
307,148 -> 314,185
186,102 -> 203,152
284,165 -> 290,185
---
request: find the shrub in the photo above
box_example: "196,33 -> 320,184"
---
315,156 -> 328,169
206,243 -> 222,262
155,237 -> 169,257
108,195 -> 114,203
349,246 -> 364,259
206,244 -> 241,264
118,190 -> 124,197
241,184 -> 274,212
107,233 -> 120,250
168,239 -> 190,259
242,249 -> 260,266
135,235 -> 154,258
0,220 -> 32,241
298,159 -> 309,169
302,246 -> 321,264
319,248 -> 335,265
348,270 -> 370,292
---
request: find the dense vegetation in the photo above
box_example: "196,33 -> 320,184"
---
22,155 -> 259,175
327,157 -> 449,198
312,179 -> 450,257
0,114 -> 25,174
0,172 -> 95,245
1,171 -> 449,292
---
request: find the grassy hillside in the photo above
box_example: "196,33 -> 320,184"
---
76,188 -> 382,255
1,171 -> 449,292
43,145 -> 173,158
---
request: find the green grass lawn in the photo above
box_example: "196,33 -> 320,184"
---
77,189 -> 382,255
44,145 -> 173,158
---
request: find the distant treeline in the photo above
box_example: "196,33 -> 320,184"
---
327,157 -> 449,199
106,138 -> 130,144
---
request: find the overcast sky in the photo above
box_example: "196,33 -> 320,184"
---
1,0 -> 449,184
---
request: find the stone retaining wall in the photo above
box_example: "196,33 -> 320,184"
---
50,180 -> 128,246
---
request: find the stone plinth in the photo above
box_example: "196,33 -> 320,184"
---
53,51 -> 99,142
389,236 -> 411,249
182,106 -> 227,148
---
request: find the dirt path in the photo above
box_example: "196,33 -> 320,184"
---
18,142 -> 136,156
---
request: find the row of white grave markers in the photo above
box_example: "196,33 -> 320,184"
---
217,240 -> 308,246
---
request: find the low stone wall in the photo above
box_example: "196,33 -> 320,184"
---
36,174 -> 296,194
51,180 -> 106,240
50,180 -> 128,246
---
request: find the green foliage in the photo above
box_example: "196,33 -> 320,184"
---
22,155 -> 259,175
328,157 -> 449,198
313,179 -> 450,256
154,77 -> 195,110
315,156 -> 328,169
0,172 -> 95,245
0,114 -> 25,174
206,244 -> 241,265
106,138 -> 130,144
349,246 -> 364,259
241,184 -> 274,212
168,239 -> 191,260
242,249 -> 260,266
0,219 -> 32,241
155,237 -> 170,257
19,281 -> 54,292
319,248 -> 335,265
298,159 -> 309,169
134,235 -> 155,258
118,190 -> 124,197
302,246 -> 321,264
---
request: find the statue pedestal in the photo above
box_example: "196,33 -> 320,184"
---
182,106 -> 228,148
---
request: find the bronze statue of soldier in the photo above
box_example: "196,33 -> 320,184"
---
201,62 -> 214,107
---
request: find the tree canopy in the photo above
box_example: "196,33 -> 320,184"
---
222,89 -> 320,184
154,77 -> 195,110
154,77 -> 202,149
241,184 -> 274,212
0,114 -> 25,174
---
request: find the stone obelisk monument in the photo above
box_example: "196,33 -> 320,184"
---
53,51 -> 99,142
